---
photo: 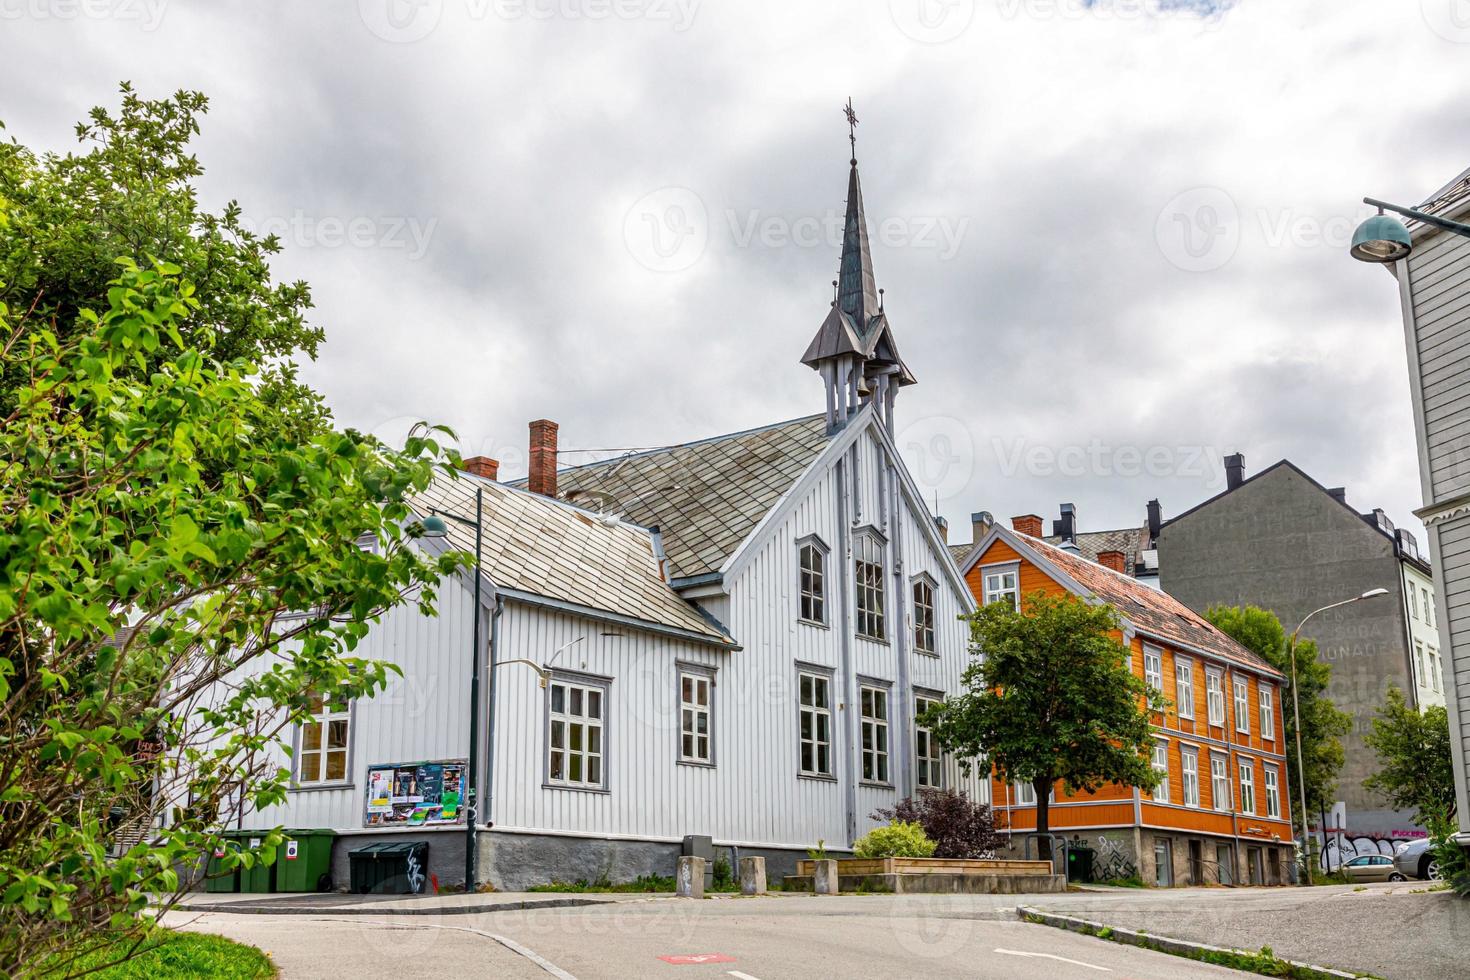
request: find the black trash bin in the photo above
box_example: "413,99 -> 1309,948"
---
348,841 -> 429,895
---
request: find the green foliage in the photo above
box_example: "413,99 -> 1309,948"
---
1426,813 -> 1470,899
929,591 -> 1166,860
42,932 -> 274,979
853,820 -> 937,859
528,874 -> 676,894
1363,686 -> 1456,825
806,840 -> 831,862
872,788 -> 1003,858
1206,605 -> 1351,825
0,256 -> 465,970
711,853 -> 733,890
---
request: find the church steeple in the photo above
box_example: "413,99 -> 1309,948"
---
801,99 -> 916,435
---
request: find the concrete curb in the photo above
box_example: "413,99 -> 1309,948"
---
172,895 -> 617,916
1016,906 -> 1362,980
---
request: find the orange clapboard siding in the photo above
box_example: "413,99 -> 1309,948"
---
1000,802 -> 1137,833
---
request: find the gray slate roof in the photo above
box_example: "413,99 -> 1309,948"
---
1043,526 -> 1150,574
411,475 -> 730,644
518,415 -> 832,582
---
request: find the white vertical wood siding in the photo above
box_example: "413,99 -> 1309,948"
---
1409,230 -> 1470,500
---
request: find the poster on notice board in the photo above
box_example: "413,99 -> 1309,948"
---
364,759 -> 467,827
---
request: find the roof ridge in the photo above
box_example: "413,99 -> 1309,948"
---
540,413 -> 827,477
442,470 -> 654,536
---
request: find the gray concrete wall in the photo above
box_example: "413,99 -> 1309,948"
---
331,828 -> 467,893
1159,464 -> 1417,835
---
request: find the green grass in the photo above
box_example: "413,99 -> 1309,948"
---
528,874 -> 677,893
44,932 -> 275,979
1091,875 -> 1147,888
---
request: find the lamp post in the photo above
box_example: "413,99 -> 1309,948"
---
1349,196 -> 1470,264
1286,588 -> 1389,884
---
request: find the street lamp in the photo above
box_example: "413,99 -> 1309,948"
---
1350,197 -> 1470,264
1286,588 -> 1389,884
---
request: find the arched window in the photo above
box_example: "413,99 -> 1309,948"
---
797,537 -> 828,625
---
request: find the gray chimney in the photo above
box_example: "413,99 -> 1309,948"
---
971,511 -> 993,545
935,515 -> 949,543
1146,499 -> 1162,542
1224,453 -> 1245,490
1052,503 -> 1077,542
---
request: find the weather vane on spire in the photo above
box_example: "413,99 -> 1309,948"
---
844,97 -> 859,163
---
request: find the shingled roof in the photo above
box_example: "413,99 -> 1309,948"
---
411,474 -> 731,645
1024,535 -> 1280,678
519,415 -> 832,582
1043,526 -> 1150,573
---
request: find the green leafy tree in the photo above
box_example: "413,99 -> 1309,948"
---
1205,605 -> 1351,826
1363,686 -> 1456,825
927,591 -> 1166,863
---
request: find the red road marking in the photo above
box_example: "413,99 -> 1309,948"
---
659,954 -> 737,965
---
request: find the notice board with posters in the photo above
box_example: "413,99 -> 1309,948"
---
364,759 -> 467,827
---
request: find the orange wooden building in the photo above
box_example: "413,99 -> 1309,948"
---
958,514 -> 1296,886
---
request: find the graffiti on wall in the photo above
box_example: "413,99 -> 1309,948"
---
1094,835 -> 1138,881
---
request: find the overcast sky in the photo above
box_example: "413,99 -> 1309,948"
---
5,0 -> 1469,547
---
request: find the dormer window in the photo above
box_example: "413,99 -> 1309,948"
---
797,537 -> 828,625
854,530 -> 886,641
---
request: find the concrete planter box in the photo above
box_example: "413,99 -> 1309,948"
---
784,857 -> 1064,895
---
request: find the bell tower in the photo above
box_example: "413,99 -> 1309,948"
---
801,100 -> 916,435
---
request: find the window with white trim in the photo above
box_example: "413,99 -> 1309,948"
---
1424,587 -> 1434,627
298,693 -> 350,784
1264,765 -> 1281,819
982,568 -> 1019,610
1211,754 -> 1231,812
1259,685 -> 1275,740
548,677 -> 605,789
1151,739 -> 1170,803
1206,669 -> 1225,726
1409,584 -> 1419,619
798,539 -> 827,625
1431,648 -> 1443,692
1239,760 -> 1256,815
1181,747 -> 1200,806
679,670 -> 712,765
1144,646 -> 1163,693
860,684 -> 891,784
798,670 -> 833,777
1233,676 -> 1251,735
915,693 -> 943,788
912,577 -> 936,654
854,532 -> 886,641
1175,659 -> 1195,719
1014,781 -> 1036,806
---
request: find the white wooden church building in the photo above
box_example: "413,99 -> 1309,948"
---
232,133 -> 979,890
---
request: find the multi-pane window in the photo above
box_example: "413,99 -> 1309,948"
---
1014,781 -> 1036,806
1151,740 -> 1170,803
1417,641 -> 1428,684
1175,659 -> 1195,719
1233,676 -> 1251,734
915,694 -> 943,788
1431,648 -> 1443,692
1181,748 -> 1200,806
854,533 -> 886,640
912,578 -> 936,654
798,670 -> 833,777
1239,760 -> 1256,815
860,685 -> 890,784
548,678 -> 605,789
298,693 -> 350,784
1424,587 -> 1434,627
679,670 -> 712,765
798,540 -> 826,624
1259,685 -> 1275,739
1211,754 -> 1231,811
1144,646 -> 1163,692
982,568 -> 1019,610
1409,585 -> 1419,619
1206,670 -> 1225,726
1264,765 -> 1281,819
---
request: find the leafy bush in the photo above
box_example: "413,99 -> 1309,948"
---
853,821 -> 937,859
872,789 -> 1005,858
806,840 -> 831,861
712,853 -> 733,889
1427,813 -> 1470,898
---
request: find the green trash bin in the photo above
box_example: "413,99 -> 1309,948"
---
204,836 -> 242,893
238,832 -> 278,894
277,829 -> 337,892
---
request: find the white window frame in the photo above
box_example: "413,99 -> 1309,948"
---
1014,780 -> 1037,806
1175,658 -> 1195,720
981,564 -> 1020,610
1181,747 -> 1200,807
1239,759 -> 1256,815
854,530 -> 887,641
798,537 -> 828,626
915,692 -> 944,789
859,682 -> 892,785
546,674 -> 608,791
1424,587 -> 1434,627
1431,648 -> 1442,691
1264,764 -> 1281,819
1409,583 -> 1419,619
1151,739 -> 1170,803
1259,685 -> 1275,740
1143,644 -> 1163,693
911,575 -> 937,655
678,667 -> 713,766
297,693 -> 351,786
797,667 -> 834,778
1211,753 -> 1232,812
1206,668 -> 1225,726
1233,675 -> 1251,735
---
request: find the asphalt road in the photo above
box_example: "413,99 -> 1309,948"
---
171,894 -> 1250,980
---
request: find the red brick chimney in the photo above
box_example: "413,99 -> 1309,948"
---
528,419 -> 559,498
463,456 -> 499,480
1011,514 -> 1044,538
1098,550 -> 1127,574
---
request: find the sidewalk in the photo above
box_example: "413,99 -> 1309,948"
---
171,889 -> 668,916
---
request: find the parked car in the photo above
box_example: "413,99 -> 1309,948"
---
1393,839 -> 1442,881
1341,854 -> 1406,882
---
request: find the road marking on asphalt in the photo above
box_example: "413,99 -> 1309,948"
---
994,948 -> 1111,971
727,972 -> 763,980
659,953 -> 737,964
488,932 -> 579,980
